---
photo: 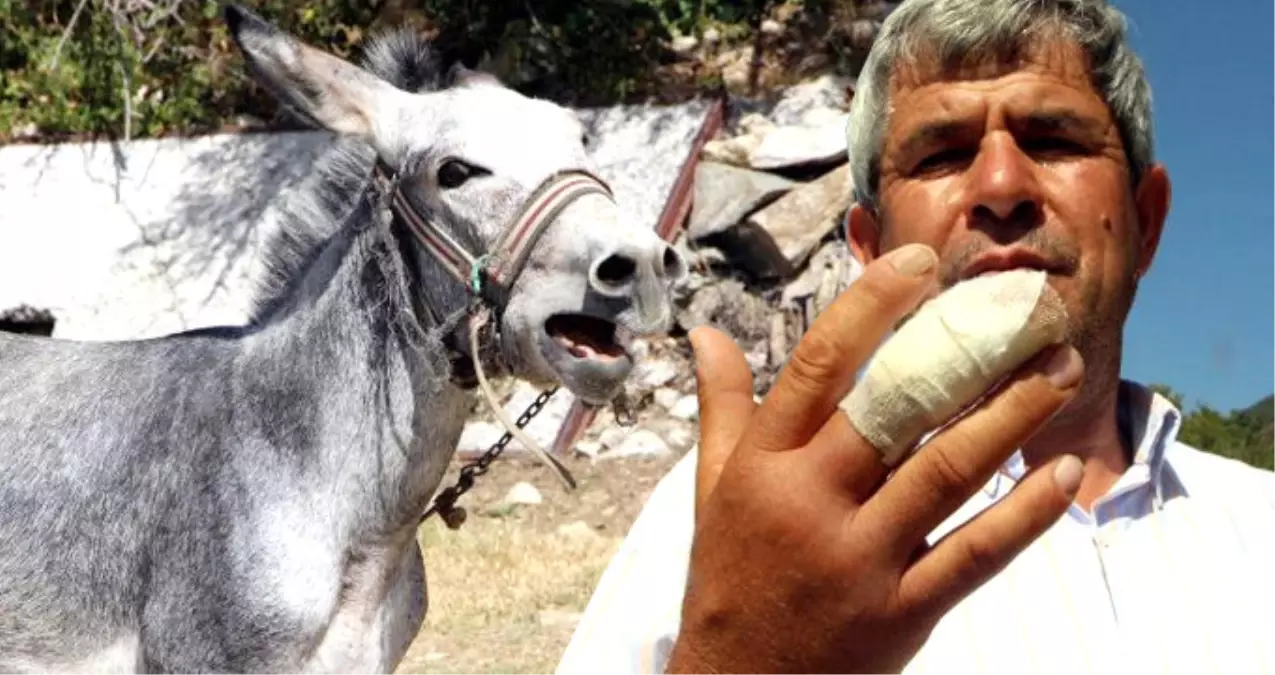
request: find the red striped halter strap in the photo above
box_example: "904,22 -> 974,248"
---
373,159 -> 615,310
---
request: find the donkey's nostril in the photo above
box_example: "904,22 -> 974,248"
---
661,246 -> 688,280
594,254 -> 638,287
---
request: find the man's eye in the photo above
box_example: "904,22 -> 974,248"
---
1022,136 -> 1086,157
915,147 -> 974,173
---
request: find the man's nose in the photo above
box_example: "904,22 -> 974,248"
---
966,134 -> 1044,229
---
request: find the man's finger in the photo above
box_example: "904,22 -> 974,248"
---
747,243 -> 939,455
896,452 -> 1081,619
689,325 -> 757,518
861,344 -> 1084,560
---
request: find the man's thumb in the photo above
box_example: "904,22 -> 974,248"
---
689,325 -> 757,518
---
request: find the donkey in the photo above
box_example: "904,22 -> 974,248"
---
0,5 -> 687,672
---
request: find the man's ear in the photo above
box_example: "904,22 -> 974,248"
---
224,3 -> 406,139
1133,163 -> 1171,280
847,203 -> 883,268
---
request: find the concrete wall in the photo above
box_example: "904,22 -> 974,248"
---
0,100 -> 712,341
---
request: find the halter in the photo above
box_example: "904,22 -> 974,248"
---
369,158 -> 616,503
373,158 -> 615,311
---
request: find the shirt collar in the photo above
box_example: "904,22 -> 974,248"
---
982,380 -> 1185,509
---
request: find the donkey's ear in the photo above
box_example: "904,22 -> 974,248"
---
225,4 -> 401,138
446,62 -> 504,89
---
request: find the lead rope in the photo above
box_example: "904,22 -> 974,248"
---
420,264 -> 577,531
373,163 -> 589,530
467,306 -> 576,492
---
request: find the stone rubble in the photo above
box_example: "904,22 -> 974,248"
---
458,74 -> 865,465
502,482 -> 544,506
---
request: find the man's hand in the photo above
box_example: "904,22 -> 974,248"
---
665,243 -> 1085,674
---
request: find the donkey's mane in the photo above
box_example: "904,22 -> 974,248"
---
246,29 -> 450,323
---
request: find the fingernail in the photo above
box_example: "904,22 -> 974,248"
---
883,243 -> 936,276
1053,454 -> 1083,496
1040,345 -> 1083,389
688,326 -> 704,351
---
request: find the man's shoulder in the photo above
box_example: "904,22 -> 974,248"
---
1163,439 -> 1274,499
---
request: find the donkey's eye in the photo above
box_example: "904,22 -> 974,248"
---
437,160 -> 476,189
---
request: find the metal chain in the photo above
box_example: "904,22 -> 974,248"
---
421,386 -> 559,530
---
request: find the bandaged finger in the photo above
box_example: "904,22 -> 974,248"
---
838,268 -> 1068,467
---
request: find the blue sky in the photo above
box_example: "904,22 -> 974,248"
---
1110,0 -> 1273,412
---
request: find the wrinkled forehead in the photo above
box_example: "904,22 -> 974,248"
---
416,87 -> 589,179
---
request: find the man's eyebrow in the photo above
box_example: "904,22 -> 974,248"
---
1019,110 -> 1105,137
897,119 -> 977,159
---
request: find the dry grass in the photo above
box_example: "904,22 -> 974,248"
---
394,452 -> 681,674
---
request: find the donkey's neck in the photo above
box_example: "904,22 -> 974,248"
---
246,216 -> 473,538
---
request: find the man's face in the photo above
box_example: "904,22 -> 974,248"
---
849,39 -> 1170,386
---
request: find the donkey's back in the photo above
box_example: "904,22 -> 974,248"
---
0,331 -> 334,671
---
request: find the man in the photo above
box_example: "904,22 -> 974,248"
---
556,0 -> 1275,673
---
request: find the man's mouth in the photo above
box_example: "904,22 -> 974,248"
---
960,249 -> 1066,281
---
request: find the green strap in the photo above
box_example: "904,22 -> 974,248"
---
470,254 -> 491,295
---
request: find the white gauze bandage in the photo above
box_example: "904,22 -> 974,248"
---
839,268 -> 1069,467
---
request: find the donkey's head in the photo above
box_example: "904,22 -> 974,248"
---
225,6 -> 687,405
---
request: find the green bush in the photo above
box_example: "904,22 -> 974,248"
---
0,0 -> 774,143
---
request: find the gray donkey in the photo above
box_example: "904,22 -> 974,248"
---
0,5 -> 687,672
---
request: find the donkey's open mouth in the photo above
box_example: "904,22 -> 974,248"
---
545,313 -> 634,362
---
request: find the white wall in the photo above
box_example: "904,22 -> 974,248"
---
0,100 -> 712,341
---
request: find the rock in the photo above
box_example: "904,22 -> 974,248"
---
859,0 -> 900,21
703,112 -> 780,165
675,279 -> 773,342
457,421 -> 505,455
748,112 -> 850,171
760,19 -> 783,34
573,439 -> 603,459
635,359 -> 679,390
768,74 -> 853,126
848,19 -> 883,49
538,609 -> 584,628
711,46 -> 754,89
457,381 -> 579,457
574,99 -> 717,236
703,134 -> 761,167
670,34 -> 699,54
601,429 -> 671,460
687,161 -> 798,241
693,223 -> 791,279
503,481 -> 543,506
654,387 -> 681,410
12,123 -> 39,140
702,113 -> 777,167
782,240 -> 855,306
660,424 -> 696,452
620,337 -> 650,364
597,426 -> 629,449
769,312 -> 789,367
670,395 -> 699,420
702,27 -> 721,43
745,341 -> 770,372
744,163 -> 854,275
556,520 -> 601,542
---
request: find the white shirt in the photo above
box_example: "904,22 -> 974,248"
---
556,382 -> 1275,675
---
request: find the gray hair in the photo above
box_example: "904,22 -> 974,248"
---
846,0 -> 1155,213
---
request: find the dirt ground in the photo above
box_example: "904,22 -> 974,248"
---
395,449 -> 687,674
